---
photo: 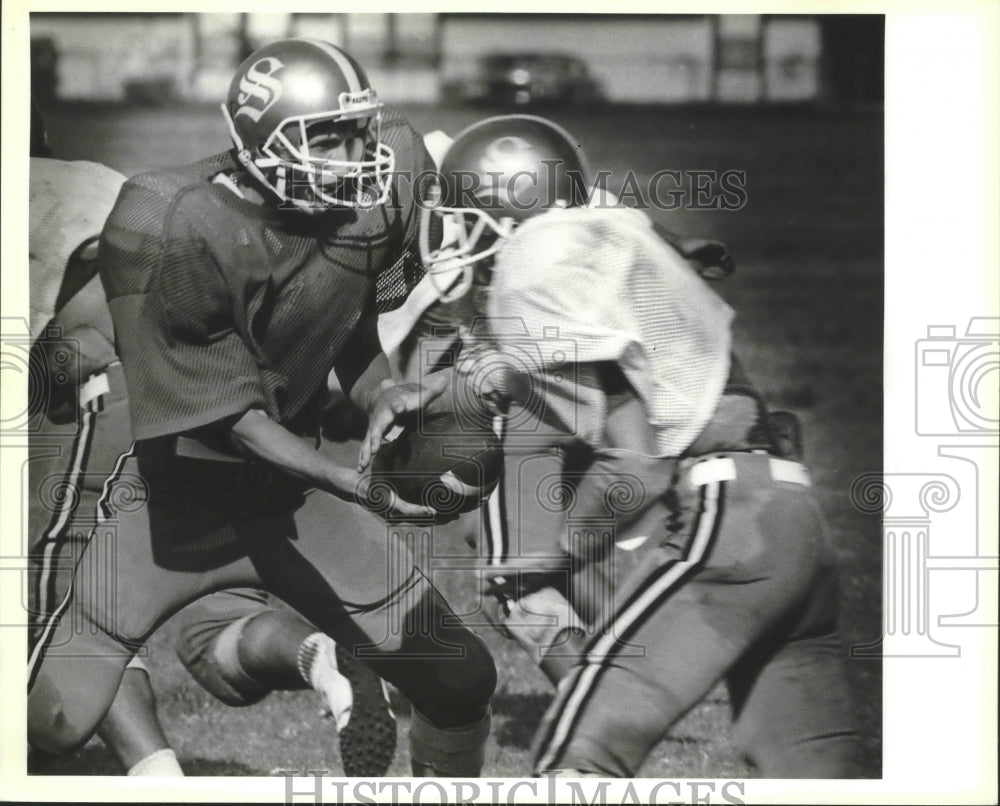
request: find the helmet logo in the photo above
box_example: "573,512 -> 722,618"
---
235,56 -> 286,122
478,136 -> 538,205
479,136 -> 536,176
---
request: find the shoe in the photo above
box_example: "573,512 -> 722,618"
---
332,645 -> 397,777
306,636 -> 353,730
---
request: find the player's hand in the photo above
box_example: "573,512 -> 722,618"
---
482,552 -> 575,600
357,375 -> 449,472
453,337 -> 512,416
355,472 -> 438,521
676,238 -> 735,279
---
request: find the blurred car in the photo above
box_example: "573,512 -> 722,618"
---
447,52 -> 604,107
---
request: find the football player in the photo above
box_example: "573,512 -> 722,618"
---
365,114 -> 863,777
27,118 -> 183,777
28,112 -> 402,778
27,39 -> 496,778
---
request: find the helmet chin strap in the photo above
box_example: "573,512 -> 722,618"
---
431,259 -> 475,304
221,103 -> 288,206
221,102 -> 393,211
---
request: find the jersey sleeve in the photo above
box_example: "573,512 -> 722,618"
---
100,180 -> 270,440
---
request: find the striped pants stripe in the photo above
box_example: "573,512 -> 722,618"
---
532,452 -> 862,778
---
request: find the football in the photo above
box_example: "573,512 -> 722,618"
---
370,410 -> 504,516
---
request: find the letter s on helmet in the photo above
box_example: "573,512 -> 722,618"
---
420,115 -> 590,302
221,38 -> 395,210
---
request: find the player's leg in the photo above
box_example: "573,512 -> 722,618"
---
532,453 -> 829,777
27,449 -> 244,754
95,657 -> 183,776
532,551 -> 752,776
238,488 -> 496,776
26,399 -> 101,645
727,563 -> 864,777
174,588 -> 291,706
28,385 -> 181,773
174,587 -> 397,777
728,629 -> 864,777
68,387 -> 182,772
484,440 -> 675,685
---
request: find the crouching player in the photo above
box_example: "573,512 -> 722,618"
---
27,151 -> 399,777
28,39 -> 495,778
366,114 -> 863,778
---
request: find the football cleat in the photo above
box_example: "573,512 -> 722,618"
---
332,645 -> 397,777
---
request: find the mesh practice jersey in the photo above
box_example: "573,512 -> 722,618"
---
486,207 -> 734,456
100,108 -> 432,440
29,158 -> 126,341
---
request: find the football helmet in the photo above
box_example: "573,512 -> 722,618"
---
419,115 -> 590,301
221,38 -> 395,210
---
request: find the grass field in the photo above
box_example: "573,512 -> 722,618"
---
35,101 -> 883,780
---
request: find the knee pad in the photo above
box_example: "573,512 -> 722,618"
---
176,614 -> 268,707
410,633 -> 496,730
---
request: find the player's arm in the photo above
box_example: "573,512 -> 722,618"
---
359,317 -> 529,472
229,313 -> 434,517
326,301 -> 445,470
102,186 -> 432,518
353,121 -> 463,470
226,409 -> 360,495
226,409 -> 429,518
355,369 -> 451,472
652,221 -> 735,280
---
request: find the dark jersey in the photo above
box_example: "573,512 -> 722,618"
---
100,108 -> 431,441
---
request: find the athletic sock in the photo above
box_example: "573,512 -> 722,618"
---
297,632 -> 352,731
127,748 -> 184,776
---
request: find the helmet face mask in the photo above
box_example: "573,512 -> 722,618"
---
257,103 -> 395,209
419,114 -> 590,301
419,201 -> 515,303
222,40 -> 396,211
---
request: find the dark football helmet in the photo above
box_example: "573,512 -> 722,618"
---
420,115 -> 591,301
221,38 -> 394,210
